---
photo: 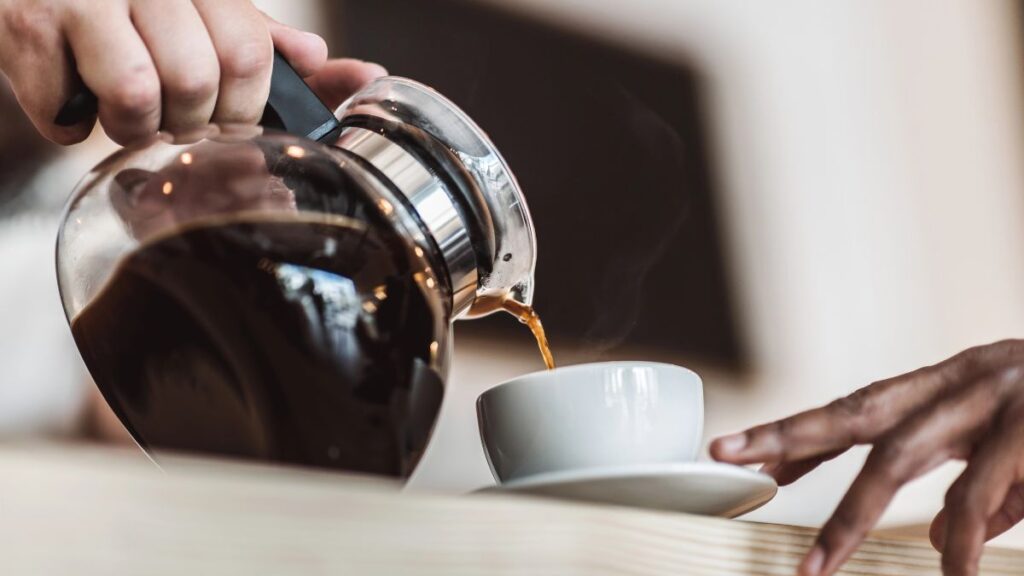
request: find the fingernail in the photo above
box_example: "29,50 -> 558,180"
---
760,462 -> 779,476
798,546 -> 825,576
715,433 -> 748,455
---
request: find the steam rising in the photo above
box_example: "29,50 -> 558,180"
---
582,85 -> 692,356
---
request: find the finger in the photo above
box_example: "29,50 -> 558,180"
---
64,2 -> 161,145
798,451 -> 911,576
191,0 -> 272,125
802,380 -> 1001,576
131,0 -> 219,134
761,449 -> 847,486
306,58 -> 389,109
983,485 -> 1024,543
0,5 -> 93,144
712,348 -> 988,466
931,483 -> 1024,551
262,13 -> 328,78
941,482 -> 994,576
939,398 -> 1024,575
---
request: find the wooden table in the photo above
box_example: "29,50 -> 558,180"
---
0,444 -> 1021,575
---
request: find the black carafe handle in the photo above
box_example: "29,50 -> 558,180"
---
54,50 -> 341,143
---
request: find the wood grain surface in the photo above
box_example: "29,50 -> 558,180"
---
0,444 -> 1021,575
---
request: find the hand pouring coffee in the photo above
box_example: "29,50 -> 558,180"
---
56,53 -> 547,477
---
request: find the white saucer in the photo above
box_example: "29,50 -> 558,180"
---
477,461 -> 777,518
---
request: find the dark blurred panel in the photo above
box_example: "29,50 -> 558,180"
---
331,0 -> 745,368
0,78 -> 55,210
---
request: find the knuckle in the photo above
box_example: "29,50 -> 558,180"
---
955,345 -> 987,369
973,339 -> 1024,374
761,420 -> 791,459
828,389 -> 875,439
958,342 -> 991,364
824,508 -> 869,543
2,3 -> 59,46
830,390 -> 869,419
996,365 -> 1024,387
952,341 -> 1022,373
108,70 -> 160,116
769,417 -> 789,438
62,0 -> 91,19
218,38 -> 273,80
164,68 -> 219,105
988,338 -> 1024,354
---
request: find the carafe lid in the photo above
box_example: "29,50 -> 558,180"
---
335,78 -> 536,318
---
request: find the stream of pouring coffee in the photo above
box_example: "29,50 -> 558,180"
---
502,299 -> 555,370
474,296 -> 555,370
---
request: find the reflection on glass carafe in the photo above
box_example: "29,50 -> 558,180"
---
56,63 -> 537,478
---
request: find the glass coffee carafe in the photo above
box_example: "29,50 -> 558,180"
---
55,54 -> 536,477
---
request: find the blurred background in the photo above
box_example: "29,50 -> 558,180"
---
4,0 -> 1024,545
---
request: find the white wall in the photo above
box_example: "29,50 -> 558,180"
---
251,0 -> 328,37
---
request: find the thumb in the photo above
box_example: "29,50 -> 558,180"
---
260,13 -> 328,78
930,483 -> 1024,551
305,59 -> 388,109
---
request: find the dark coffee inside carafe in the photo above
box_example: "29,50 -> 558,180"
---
70,213 -> 444,477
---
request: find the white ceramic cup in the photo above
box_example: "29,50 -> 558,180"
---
476,361 -> 704,484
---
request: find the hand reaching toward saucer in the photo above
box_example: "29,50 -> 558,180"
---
710,339 -> 1024,576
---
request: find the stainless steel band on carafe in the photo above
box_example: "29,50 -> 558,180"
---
333,78 -> 537,319
335,127 -> 480,316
